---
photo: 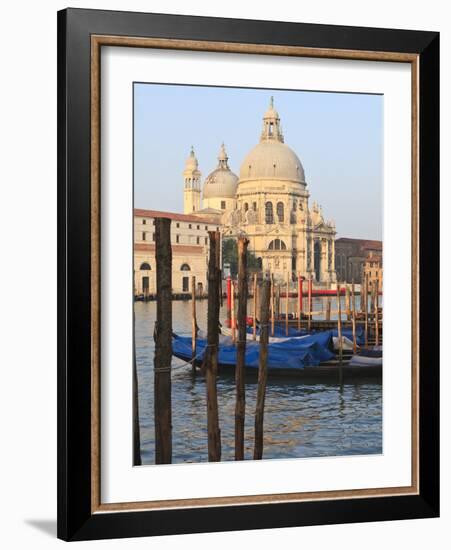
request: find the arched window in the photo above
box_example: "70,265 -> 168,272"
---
140,262 -> 151,270
265,202 -> 274,224
268,239 -> 287,251
244,202 -> 249,212
277,202 -> 284,222
180,263 -> 191,271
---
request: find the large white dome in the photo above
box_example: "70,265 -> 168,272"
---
239,140 -> 305,184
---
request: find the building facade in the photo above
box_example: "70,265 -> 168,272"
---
363,251 -> 383,291
335,237 -> 383,284
184,97 -> 337,285
133,209 -> 219,296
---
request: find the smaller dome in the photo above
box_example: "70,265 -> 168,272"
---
203,144 -> 238,199
203,170 -> 238,198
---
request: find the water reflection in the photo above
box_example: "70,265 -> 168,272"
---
135,299 -> 382,465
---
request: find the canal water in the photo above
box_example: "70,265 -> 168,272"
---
135,298 -> 382,465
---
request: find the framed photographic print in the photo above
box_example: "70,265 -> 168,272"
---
57,8 -> 439,541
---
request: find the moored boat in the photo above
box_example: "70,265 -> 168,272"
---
172,330 -> 381,380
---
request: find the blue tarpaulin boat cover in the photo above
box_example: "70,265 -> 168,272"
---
172,331 -> 336,371
247,324 -> 365,346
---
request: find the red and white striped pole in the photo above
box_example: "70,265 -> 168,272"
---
299,275 -> 303,317
308,277 -> 313,332
226,276 -> 232,324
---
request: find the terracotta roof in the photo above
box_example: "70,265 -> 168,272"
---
365,253 -> 383,262
134,208 -> 219,225
335,237 -> 382,250
134,243 -> 205,254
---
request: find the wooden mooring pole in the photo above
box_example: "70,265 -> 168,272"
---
252,273 -> 257,341
254,276 -> 271,460
297,273 -> 301,331
308,276 -> 312,332
270,273 -> 275,337
336,284 -> 343,384
231,280 -> 236,344
216,240 -> 222,309
285,272 -> 289,336
351,280 -> 357,354
205,231 -> 222,462
326,296 -> 331,321
154,217 -> 172,464
375,278 -> 380,346
298,274 -> 303,329
364,274 -> 369,349
361,276 -> 365,314
191,275 -> 197,374
372,281 -> 377,314
133,320 -> 141,466
345,283 -> 351,321
235,237 -> 249,460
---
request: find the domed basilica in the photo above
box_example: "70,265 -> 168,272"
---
183,98 -> 337,284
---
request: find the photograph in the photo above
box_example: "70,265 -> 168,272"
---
133,84 -> 384,465
52,5 -> 440,542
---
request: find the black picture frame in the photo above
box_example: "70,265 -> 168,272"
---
57,7 -> 439,541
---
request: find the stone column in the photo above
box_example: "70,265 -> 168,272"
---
331,239 -> 336,282
321,238 -> 328,283
324,239 -> 330,283
311,237 -> 315,278
326,240 -> 330,271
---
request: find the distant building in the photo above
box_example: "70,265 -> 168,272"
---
182,97 -> 337,284
334,237 -> 382,284
138,99 -> 384,291
133,209 -> 219,296
363,251 -> 383,291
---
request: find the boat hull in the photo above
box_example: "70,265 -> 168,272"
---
173,352 -> 382,381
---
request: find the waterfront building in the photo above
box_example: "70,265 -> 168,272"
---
133,209 -> 219,296
363,251 -> 383,291
185,97 -> 337,285
334,237 -> 383,284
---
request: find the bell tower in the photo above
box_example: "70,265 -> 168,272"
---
183,146 -> 201,214
260,96 -> 284,143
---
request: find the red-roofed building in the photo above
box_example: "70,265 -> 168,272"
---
134,209 -> 220,296
335,237 -> 383,284
363,251 -> 383,292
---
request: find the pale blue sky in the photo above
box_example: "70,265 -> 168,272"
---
134,83 -> 383,240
